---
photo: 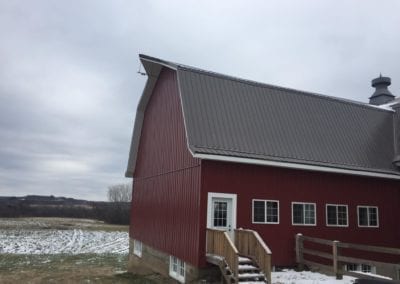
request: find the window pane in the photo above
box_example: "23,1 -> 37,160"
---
253,201 -> 265,223
361,264 -> 371,273
337,206 -> 347,226
266,201 -> 278,223
346,263 -> 358,271
327,205 -> 337,225
214,201 -> 227,227
304,204 -> 315,224
172,257 -> 178,272
358,207 -> 368,226
368,207 -> 377,226
179,259 -> 185,276
293,204 -> 303,224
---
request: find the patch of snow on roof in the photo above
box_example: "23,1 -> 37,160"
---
378,97 -> 400,110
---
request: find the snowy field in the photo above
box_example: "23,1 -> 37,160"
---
0,228 -> 128,254
0,218 -> 129,254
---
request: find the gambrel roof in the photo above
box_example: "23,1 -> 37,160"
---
126,54 -> 400,179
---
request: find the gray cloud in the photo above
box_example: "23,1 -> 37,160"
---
1,0 -> 400,200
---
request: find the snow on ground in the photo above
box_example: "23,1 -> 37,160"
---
0,229 -> 129,254
272,269 -> 356,284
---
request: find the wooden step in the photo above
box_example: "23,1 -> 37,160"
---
238,264 -> 260,271
238,272 -> 265,278
238,256 -> 253,264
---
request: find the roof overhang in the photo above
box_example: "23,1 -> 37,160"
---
193,153 -> 400,180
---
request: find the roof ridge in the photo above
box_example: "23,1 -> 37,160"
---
140,54 -> 393,113
177,65 -> 394,113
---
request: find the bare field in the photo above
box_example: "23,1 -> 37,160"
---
0,217 -> 166,283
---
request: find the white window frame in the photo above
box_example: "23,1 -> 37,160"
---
169,255 -> 185,283
357,206 -> 379,228
252,199 -> 279,224
291,202 -> 317,226
133,239 -> 142,257
326,204 -> 349,227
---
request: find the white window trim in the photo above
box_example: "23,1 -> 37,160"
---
133,239 -> 142,257
326,204 -> 349,227
207,192 -> 237,230
291,202 -> 317,226
252,199 -> 279,224
357,205 -> 379,228
169,255 -> 185,283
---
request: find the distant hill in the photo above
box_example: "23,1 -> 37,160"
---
0,195 -> 130,225
0,195 -> 90,205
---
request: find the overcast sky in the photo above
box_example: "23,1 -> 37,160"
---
1,0 -> 400,200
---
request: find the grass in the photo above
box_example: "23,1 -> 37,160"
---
0,254 -> 158,283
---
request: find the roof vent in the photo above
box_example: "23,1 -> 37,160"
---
369,75 -> 395,105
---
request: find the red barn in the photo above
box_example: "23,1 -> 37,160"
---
126,54 -> 400,283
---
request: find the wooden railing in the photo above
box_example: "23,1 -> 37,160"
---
235,228 -> 272,284
206,228 -> 239,279
295,233 -> 400,281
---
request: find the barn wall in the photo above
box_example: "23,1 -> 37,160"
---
131,68 -> 202,266
200,160 -> 400,266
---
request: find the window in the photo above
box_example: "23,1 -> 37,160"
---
345,263 -> 376,274
357,206 -> 379,227
213,201 -> 227,227
326,204 -> 348,227
292,202 -> 316,225
169,256 -> 185,283
252,199 -> 279,224
346,263 -> 358,272
361,264 -> 374,273
133,240 -> 142,257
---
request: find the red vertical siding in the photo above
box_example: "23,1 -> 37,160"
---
131,68 -> 201,266
200,160 -> 400,266
134,69 -> 198,178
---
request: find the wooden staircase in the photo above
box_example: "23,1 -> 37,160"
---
206,229 -> 272,284
237,256 -> 267,283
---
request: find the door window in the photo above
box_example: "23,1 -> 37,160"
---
213,201 -> 228,227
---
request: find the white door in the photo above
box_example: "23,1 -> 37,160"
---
207,193 -> 237,240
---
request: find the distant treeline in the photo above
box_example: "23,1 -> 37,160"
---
0,196 -> 130,225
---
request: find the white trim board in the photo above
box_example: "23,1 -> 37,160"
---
193,153 -> 400,180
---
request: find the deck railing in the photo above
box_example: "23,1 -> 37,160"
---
206,228 -> 239,279
235,228 -> 272,284
295,233 -> 400,281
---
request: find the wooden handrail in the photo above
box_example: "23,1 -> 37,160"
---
206,228 -> 238,279
235,228 -> 272,284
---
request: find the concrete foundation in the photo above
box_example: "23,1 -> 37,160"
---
128,238 -> 222,283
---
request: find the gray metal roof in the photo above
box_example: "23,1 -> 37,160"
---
126,55 -> 400,178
